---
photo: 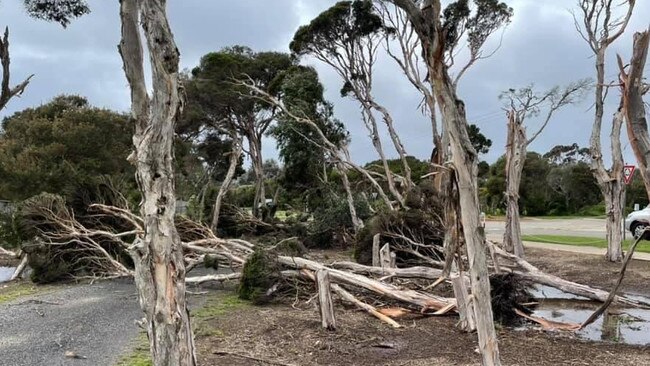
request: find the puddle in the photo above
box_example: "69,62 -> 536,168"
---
0,267 -> 15,283
528,285 -> 650,345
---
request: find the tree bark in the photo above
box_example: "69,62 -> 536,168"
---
118,0 -> 196,364
316,269 -> 336,331
211,137 -> 243,232
0,27 -> 32,110
389,1 -> 502,364
249,133 -> 266,218
503,111 -> 527,257
339,163 -> 364,232
622,30 -> 650,199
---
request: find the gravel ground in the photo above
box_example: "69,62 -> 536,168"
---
0,278 -> 142,366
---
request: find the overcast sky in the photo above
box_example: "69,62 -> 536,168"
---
0,0 -> 648,167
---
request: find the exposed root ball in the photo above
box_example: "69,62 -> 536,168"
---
490,273 -> 535,325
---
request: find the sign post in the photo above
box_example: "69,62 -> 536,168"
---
623,165 -> 636,242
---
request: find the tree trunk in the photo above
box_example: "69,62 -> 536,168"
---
118,0 -> 196,364
388,0 -> 501,362
211,138 -> 243,232
503,111 -> 527,258
372,102 -> 413,189
623,30 -> 650,198
339,163 -> 364,232
604,191 -> 624,262
362,107 -> 406,208
434,75 -> 500,366
0,27 -> 32,110
316,269 -> 336,331
249,133 -> 265,218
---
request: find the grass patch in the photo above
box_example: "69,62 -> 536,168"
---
530,215 -> 606,220
115,332 -> 151,366
193,293 -> 249,338
522,235 -> 650,253
0,282 -> 54,305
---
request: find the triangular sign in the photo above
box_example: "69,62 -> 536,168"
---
623,165 -> 636,185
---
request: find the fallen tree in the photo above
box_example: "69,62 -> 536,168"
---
15,195 -> 650,320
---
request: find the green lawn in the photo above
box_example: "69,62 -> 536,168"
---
521,234 -> 650,253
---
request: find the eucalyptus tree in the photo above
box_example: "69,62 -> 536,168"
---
377,1 -> 512,364
185,47 -> 293,217
23,0 -> 197,363
270,66 -> 349,210
574,0 -> 636,261
291,1 -> 412,208
118,0 -> 197,363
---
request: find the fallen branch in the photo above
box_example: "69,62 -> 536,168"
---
185,273 -> 242,285
10,255 -> 28,281
580,232 -> 645,329
278,256 -> 455,313
488,241 -> 650,308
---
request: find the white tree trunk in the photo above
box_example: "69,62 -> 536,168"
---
118,0 -> 195,364
339,163 -> 364,232
211,138 -> 243,232
623,31 -> 650,199
503,112 -> 527,258
433,71 -> 501,365
249,134 -> 265,218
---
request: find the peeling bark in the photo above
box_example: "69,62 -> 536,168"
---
576,0 -> 635,263
503,111 -> 526,257
622,30 -> 650,199
388,1 -> 501,364
118,0 -> 195,364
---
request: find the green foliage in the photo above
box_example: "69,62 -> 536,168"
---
23,0 -> 90,27
306,192 -> 371,248
270,65 -> 348,204
274,238 -> 307,257
238,249 -> 282,304
0,95 -> 134,201
0,211 -> 21,249
442,0 -> 513,54
468,124 -> 492,155
290,1 -> 386,58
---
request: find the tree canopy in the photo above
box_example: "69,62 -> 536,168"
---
0,95 -> 133,201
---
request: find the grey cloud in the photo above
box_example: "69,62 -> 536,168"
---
0,0 -> 648,167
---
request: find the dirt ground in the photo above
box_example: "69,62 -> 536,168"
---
193,248 -> 650,366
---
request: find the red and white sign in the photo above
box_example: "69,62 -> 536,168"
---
623,165 -> 636,185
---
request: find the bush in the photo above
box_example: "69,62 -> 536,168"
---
0,211 -> 21,249
238,249 -> 282,305
304,193 -> 371,249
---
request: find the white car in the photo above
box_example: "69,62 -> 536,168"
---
625,205 -> 650,239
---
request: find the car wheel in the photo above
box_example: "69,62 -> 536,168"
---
632,222 -> 649,240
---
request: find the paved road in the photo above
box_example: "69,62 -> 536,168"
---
0,279 -> 142,366
485,217 -> 609,239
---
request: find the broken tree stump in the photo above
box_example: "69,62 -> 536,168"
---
372,234 -> 380,267
316,269 -> 336,331
380,244 -> 395,270
451,274 -> 476,332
